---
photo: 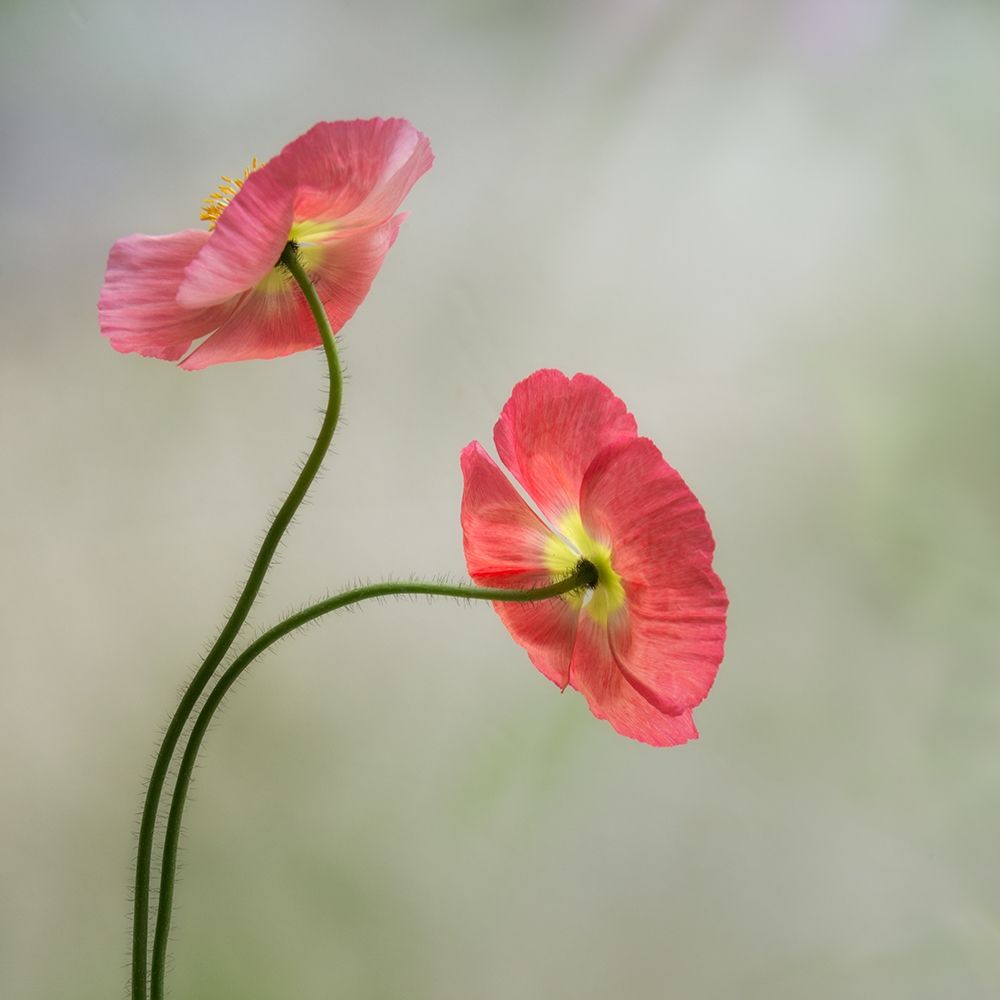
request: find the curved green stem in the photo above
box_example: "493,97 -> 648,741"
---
149,563 -> 598,999
132,246 -> 340,1000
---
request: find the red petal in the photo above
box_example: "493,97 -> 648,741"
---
179,280 -> 317,370
569,618 -> 699,747
493,370 -> 638,524
98,231 -> 236,361
285,118 -> 433,229
460,442 -> 579,688
581,437 -> 728,713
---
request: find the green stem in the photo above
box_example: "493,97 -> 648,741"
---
149,563 -> 598,999
131,246 -> 340,1000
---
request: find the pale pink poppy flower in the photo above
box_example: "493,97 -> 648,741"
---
99,118 -> 433,369
461,370 -> 728,746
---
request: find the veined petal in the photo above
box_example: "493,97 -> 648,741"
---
283,118 -> 434,229
308,216 -> 404,332
461,441 -> 579,688
581,437 -> 721,588
461,441 -> 562,579
494,370 -> 638,524
569,618 -> 699,747
609,577 -> 727,714
98,231 -> 235,360
177,159 -> 296,309
179,274 -> 318,370
581,437 -> 727,712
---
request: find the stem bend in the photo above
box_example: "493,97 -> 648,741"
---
149,564 -> 597,998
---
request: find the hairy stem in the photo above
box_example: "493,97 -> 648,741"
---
150,563 -> 597,998
132,246 -> 340,1000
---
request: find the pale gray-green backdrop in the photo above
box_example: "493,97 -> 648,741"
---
2,1 -> 998,998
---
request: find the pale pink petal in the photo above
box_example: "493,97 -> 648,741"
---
179,278 -> 317,371
493,370 -> 638,523
309,216 -> 404,331
282,118 -> 434,229
182,218 -> 406,369
177,159 -> 296,309
98,231 -> 236,360
569,618 -> 699,747
581,437 -> 727,713
461,442 -> 579,688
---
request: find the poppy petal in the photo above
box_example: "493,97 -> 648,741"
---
177,159 -> 296,310
493,370 -> 638,524
461,441 -> 579,689
179,278 -> 317,370
569,618 -> 699,747
309,216 -> 404,331
98,231 -> 235,360
286,118 -> 434,229
608,576 -> 727,714
581,437 -> 727,712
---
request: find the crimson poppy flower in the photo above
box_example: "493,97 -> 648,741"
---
99,118 -> 432,369
460,370 -> 727,746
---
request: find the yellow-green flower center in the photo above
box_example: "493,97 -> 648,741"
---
288,218 -> 338,269
544,510 -> 625,625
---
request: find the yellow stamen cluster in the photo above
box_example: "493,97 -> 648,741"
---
544,510 -> 626,625
200,158 -> 262,228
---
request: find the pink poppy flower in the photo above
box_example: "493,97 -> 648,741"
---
99,118 -> 432,370
460,370 -> 728,746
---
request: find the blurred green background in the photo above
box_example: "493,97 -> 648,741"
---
2,1 -> 998,997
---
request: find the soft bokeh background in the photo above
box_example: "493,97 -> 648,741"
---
2,1 -> 998,997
